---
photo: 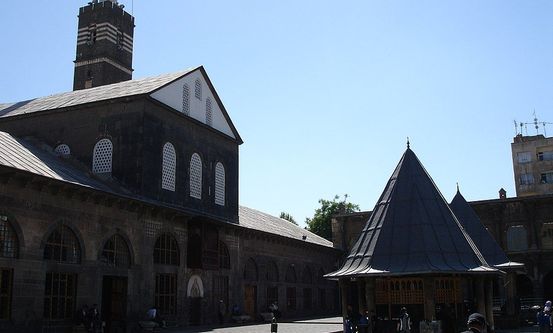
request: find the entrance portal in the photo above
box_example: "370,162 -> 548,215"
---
101,276 -> 128,333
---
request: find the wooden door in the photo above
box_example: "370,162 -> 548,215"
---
244,285 -> 257,318
101,276 -> 128,333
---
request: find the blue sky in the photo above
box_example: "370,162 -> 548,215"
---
1,1 -> 552,227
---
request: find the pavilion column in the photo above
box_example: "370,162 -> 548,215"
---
505,271 -> 517,315
365,278 -> 376,315
339,279 -> 349,318
485,277 -> 494,332
358,279 -> 366,312
423,277 -> 436,321
475,277 -> 486,314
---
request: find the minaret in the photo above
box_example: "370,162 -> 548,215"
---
73,0 -> 134,90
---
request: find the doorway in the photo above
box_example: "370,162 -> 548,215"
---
244,285 -> 257,318
101,276 -> 128,333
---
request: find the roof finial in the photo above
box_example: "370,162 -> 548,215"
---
406,137 -> 410,149
456,182 -> 460,193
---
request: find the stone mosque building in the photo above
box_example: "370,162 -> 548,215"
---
0,1 -> 340,331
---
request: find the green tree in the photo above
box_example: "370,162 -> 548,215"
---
279,212 -> 297,225
305,195 -> 359,241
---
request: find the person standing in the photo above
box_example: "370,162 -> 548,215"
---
397,307 -> 411,333
538,302 -> 552,333
218,299 -> 226,324
461,313 -> 487,333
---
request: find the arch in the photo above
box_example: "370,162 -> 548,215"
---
161,142 -> 176,191
187,274 -> 204,297
244,258 -> 258,281
194,79 -> 202,100
506,225 -> 528,251
214,162 -> 225,206
54,144 -> 71,156
285,264 -> 296,283
92,138 -> 113,174
100,234 -> 131,268
44,224 -> 81,264
206,97 -> 213,126
301,266 -> 313,284
0,215 -> 18,258
154,233 -> 179,266
182,84 -> 190,115
219,241 -> 230,269
189,153 -> 202,199
266,261 -> 279,282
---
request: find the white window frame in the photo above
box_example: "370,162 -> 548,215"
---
92,138 -> 113,174
190,153 -> 202,199
161,142 -> 176,191
517,151 -> 532,164
519,173 -> 534,185
215,162 -> 225,206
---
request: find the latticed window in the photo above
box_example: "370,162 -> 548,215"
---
155,273 -> 177,316
267,286 -> 278,310
507,225 -> 528,251
44,272 -> 77,320
182,84 -> 190,115
92,138 -> 112,174
215,162 -> 225,206
285,265 -> 296,283
375,278 -> 424,304
303,288 -> 312,310
0,216 -> 17,258
101,234 -> 131,268
161,143 -> 176,191
266,261 -> 279,282
189,153 -> 202,199
286,287 -> 296,311
435,278 -> 461,304
54,144 -> 71,156
154,233 -> 179,266
206,98 -> 213,126
0,269 -> 12,320
195,79 -> 202,100
44,225 -> 81,264
219,241 -> 230,269
244,258 -> 258,281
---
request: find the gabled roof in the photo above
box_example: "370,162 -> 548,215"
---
239,206 -> 334,248
0,69 -> 194,118
450,191 -> 523,269
326,147 -> 497,278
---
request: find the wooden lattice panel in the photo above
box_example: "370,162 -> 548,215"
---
435,278 -> 461,304
376,278 -> 424,304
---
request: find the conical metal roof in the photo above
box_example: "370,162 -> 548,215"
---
326,147 -> 497,278
450,191 -> 523,269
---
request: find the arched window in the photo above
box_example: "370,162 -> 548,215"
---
44,224 -> 81,264
154,233 -> 179,266
301,266 -> 312,284
0,216 -> 18,258
92,138 -> 112,174
219,241 -> 230,269
266,261 -> 279,282
206,98 -> 213,126
215,162 -> 225,206
244,258 -> 258,281
194,79 -> 202,100
285,265 -> 296,283
189,153 -> 202,199
161,143 -> 176,191
101,234 -> 131,268
182,84 -> 190,115
54,144 -> 71,157
507,225 -> 528,251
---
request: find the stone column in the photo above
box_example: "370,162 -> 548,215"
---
339,279 -> 349,318
505,271 -> 517,315
485,277 -> 495,332
365,278 -> 376,315
475,277 -> 485,314
423,277 -> 436,321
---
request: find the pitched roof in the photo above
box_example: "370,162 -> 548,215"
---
239,206 -> 333,248
450,191 -> 523,269
0,131 -> 327,247
326,148 -> 497,278
0,69 -> 196,118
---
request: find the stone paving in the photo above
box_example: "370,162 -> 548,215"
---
164,316 -> 343,333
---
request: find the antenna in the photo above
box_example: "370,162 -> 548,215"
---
516,112 -> 552,137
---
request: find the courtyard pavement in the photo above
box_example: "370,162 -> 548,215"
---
164,316 -> 343,333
